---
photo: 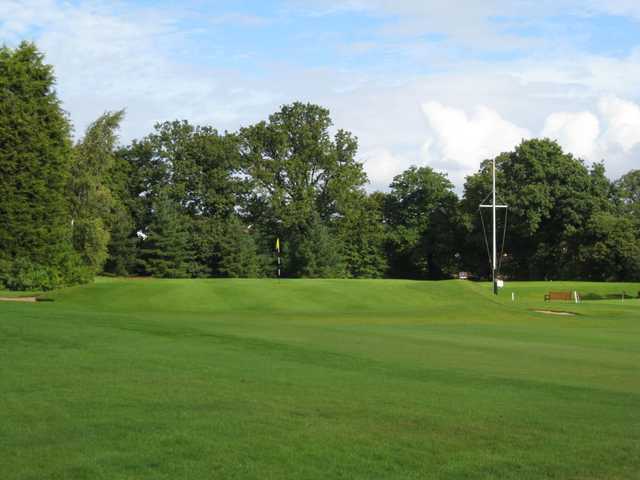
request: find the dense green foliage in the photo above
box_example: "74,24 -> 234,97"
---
1,43 -> 639,288
239,103 -> 368,277
0,42 -> 83,290
462,141 -> 640,281
2,278 -> 639,479
384,166 -> 464,279
70,110 -> 125,275
139,191 -> 193,278
616,169 -> 640,223
107,117 -> 637,282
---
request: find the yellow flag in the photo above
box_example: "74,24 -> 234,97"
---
275,238 -> 280,253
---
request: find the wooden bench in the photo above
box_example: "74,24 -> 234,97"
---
544,291 -> 572,302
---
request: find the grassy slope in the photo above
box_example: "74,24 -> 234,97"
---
1,278 -> 639,479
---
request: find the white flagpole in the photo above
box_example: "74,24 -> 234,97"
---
479,158 -> 507,296
493,157 -> 497,295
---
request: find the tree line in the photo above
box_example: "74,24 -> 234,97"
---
1,42 -> 639,290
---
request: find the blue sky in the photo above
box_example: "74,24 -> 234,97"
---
69,1 -> 640,73
2,0 -> 640,189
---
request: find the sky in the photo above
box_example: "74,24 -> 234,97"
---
2,0 -> 640,190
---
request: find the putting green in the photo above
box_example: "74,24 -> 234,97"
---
1,278 -> 639,479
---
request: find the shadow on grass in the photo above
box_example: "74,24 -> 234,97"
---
580,292 -> 640,301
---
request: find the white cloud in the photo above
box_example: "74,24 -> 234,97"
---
415,95 -> 640,189
361,147 -> 411,191
4,0 -> 640,192
541,111 -> 600,159
0,0 -> 59,39
598,96 -> 640,152
2,0 -> 279,140
534,96 -> 640,173
421,102 -> 530,186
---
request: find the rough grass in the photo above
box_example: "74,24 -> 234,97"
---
1,278 -> 639,479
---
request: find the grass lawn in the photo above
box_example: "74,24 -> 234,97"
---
1,278 -> 639,479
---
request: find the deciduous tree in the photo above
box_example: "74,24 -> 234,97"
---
70,110 -> 125,275
385,167 -> 462,279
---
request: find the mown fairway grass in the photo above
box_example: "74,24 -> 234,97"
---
1,278 -> 639,479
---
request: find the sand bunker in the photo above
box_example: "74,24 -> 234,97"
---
533,309 -> 576,316
0,296 -> 38,303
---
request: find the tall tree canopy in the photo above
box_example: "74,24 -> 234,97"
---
384,167 -> 463,279
1,42 -> 638,286
113,120 -> 254,278
70,110 -> 125,275
616,169 -> 640,223
0,42 -> 81,290
462,139 -> 638,280
240,102 -> 368,277
338,192 -> 388,278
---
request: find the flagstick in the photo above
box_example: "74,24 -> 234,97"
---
276,237 -> 281,281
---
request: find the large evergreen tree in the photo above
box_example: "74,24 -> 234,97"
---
115,121 -> 247,277
139,191 -> 193,278
290,212 -> 345,278
98,139 -> 147,276
0,42 -> 82,290
218,217 -> 263,278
